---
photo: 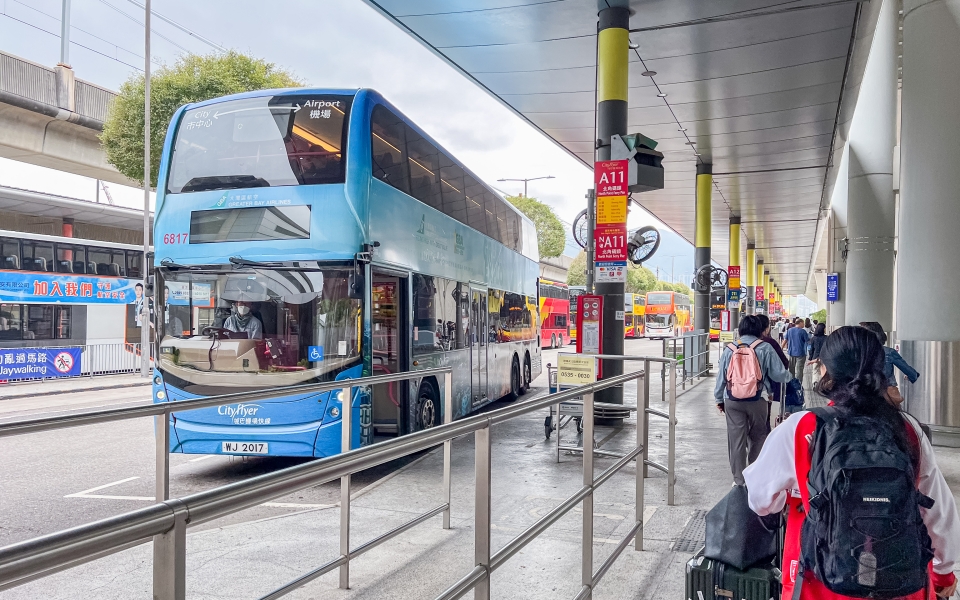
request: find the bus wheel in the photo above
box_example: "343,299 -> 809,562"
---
521,355 -> 532,394
509,357 -> 522,400
416,380 -> 439,430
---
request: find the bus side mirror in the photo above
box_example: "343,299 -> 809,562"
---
348,272 -> 364,300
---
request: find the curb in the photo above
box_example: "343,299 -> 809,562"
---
0,381 -> 151,401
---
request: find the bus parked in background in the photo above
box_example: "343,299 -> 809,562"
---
0,229 -> 150,379
643,291 -> 692,339
538,278 -> 569,348
152,88 -> 542,458
709,289 -> 725,341
632,293 -> 645,338
624,293 -> 636,338
568,285 -> 585,345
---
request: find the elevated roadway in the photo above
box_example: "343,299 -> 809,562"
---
0,50 -> 133,186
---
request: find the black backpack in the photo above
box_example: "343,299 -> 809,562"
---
797,407 -> 935,598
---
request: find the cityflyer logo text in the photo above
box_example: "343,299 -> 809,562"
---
217,404 -> 263,418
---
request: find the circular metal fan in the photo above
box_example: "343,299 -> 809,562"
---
627,226 -> 661,265
572,209 -> 589,249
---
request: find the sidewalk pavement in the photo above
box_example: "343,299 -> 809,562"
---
3,368 -> 957,599
0,373 -> 149,401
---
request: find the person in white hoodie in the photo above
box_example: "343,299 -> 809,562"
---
744,326 -> 959,600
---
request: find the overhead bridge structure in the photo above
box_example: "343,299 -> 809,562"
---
0,50 -> 132,186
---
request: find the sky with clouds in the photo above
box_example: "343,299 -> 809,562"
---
0,0 -> 695,278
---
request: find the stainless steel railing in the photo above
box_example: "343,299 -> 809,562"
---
549,353 -> 677,507
662,332 -> 711,389
0,358 -> 679,600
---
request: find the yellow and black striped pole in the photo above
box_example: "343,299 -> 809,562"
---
756,259 -> 765,315
595,5 -> 629,413
728,217 -> 741,329
694,164 -> 712,335
745,243 -> 756,315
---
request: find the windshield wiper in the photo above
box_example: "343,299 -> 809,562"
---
160,258 -> 204,271
180,175 -> 270,193
229,256 -> 283,268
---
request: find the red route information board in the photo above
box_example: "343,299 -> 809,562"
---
594,160 -> 629,196
594,224 -> 627,261
756,286 -> 765,302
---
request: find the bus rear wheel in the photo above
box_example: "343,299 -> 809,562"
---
416,380 -> 439,430
508,357 -> 521,400
521,355 -> 532,394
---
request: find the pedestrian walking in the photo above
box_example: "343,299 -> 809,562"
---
758,313 -> 789,427
744,326 -> 959,600
804,318 -> 814,336
784,318 -> 809,381
859,321 -> 920,407
714,315 -> 794,486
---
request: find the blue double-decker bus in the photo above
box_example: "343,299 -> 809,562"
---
151,88 -> 542,457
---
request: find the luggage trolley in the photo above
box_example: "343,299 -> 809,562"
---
543,363 -> 583,439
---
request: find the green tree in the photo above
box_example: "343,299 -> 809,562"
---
506,195 -> 565,258
626,263 -> 657,294
567,251 -> 587,286
101,51 -> 302,187
810,308 -> 827,323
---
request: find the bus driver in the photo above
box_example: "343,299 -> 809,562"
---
224,301 -> 263,339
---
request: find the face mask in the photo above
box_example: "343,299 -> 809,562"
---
236,305 -> 250,316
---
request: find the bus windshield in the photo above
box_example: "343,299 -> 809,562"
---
157,267 -> 361,392
166,94 -> 353,194
646,292 -> 673,305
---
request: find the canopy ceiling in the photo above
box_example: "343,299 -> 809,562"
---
365,0 -> 882,294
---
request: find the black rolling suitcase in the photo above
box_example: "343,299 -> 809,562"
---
685,547 -> 781,600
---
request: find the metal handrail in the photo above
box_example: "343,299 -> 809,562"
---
551,353 -> 678,506
0,358 -> 679,600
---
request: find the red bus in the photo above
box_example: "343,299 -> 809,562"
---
539,278 -> 570,348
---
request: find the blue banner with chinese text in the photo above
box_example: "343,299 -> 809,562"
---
0,272 -> 138,304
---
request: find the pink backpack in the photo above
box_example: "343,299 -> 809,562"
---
725,340 -> 764,400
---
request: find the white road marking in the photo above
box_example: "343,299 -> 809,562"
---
72,494 -> 154,501
262,502 -> 336,509
65,476 -> 140,498
188,455 -> 215,463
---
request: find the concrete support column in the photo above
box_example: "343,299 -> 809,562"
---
897,0 -> 960,444
846,0 -> 898,329
745,244 -> 756,315
694,163 -> 712,335
728,217 -> 741,329
595,5 -> 629,411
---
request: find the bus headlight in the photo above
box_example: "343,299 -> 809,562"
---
329,406 -> 340,418
153,376 -> 162,385
156,390 -> 166,400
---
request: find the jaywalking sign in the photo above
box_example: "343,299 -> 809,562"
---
0,347 -> 82,380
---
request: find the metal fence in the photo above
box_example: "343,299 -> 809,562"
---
0,358 -> 678,600
661,332 -> 710,389
1,343 -> 147,383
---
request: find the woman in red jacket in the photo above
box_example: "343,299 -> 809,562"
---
744,326 -> 959,599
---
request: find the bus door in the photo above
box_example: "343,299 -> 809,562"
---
370,272 -> 407,437
469,287 -> 488,406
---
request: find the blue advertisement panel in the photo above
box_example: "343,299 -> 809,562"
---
0,347 -> 82,380
0,272 -> 139,304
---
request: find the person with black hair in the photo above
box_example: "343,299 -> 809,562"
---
859,321 -> 919,406
714,314 -> 794,486
744,326 -> 959,600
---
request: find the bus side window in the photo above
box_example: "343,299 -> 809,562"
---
371,106 -> 409,194
488,290 -> 502,344
405,126 -> 442,211
0,237 -> 20,270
